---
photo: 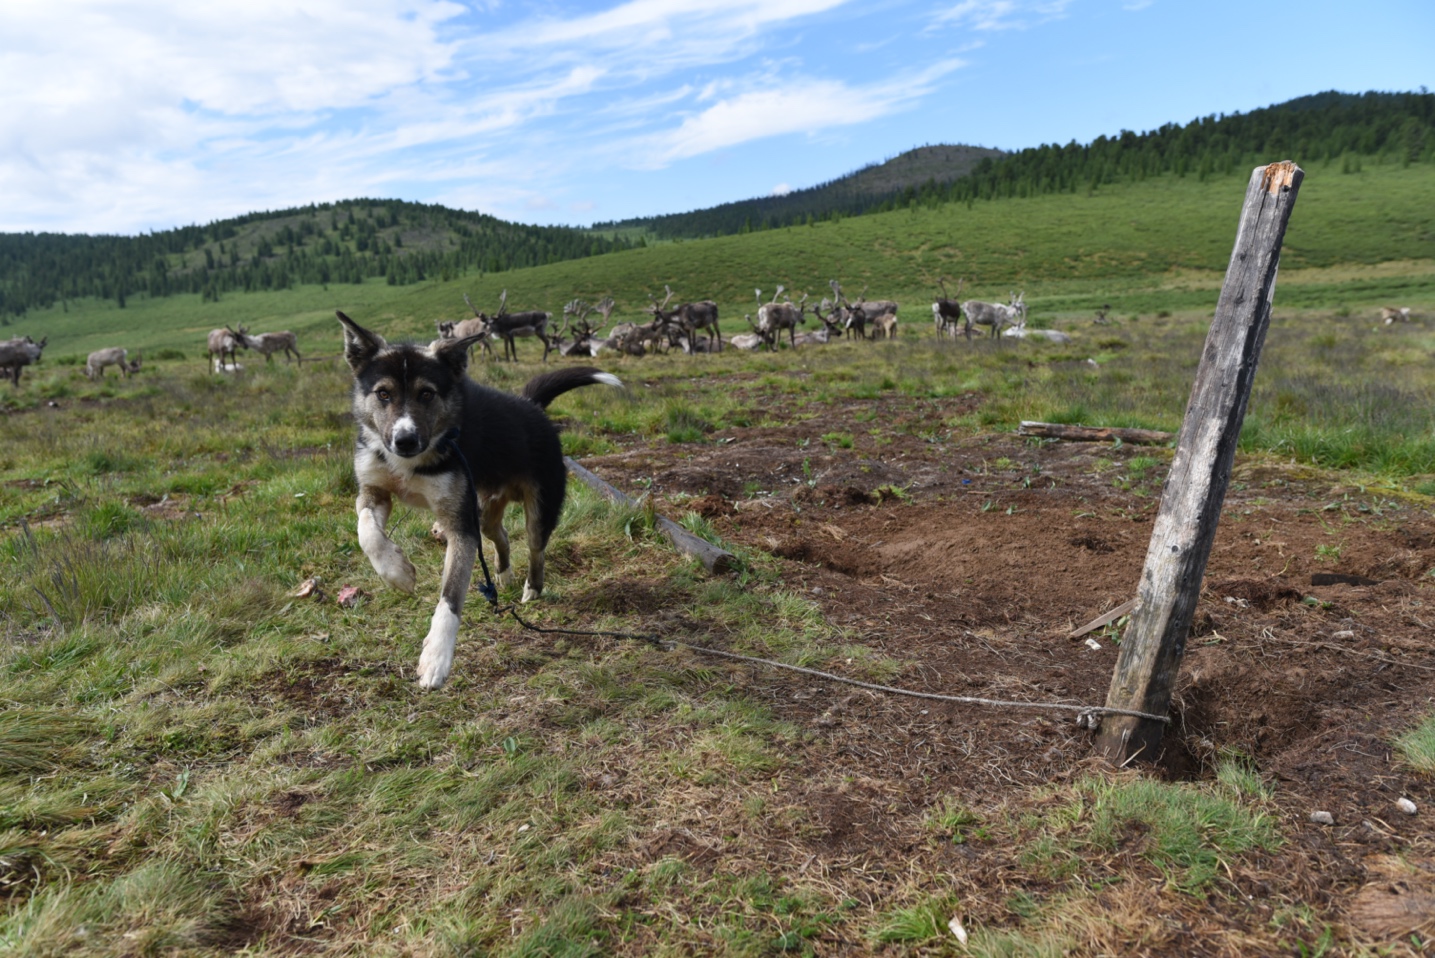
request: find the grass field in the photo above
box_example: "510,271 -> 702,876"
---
5,157 -> 1433,365
2,157 -> 1435,955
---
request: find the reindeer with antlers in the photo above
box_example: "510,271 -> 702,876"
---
753,286 -> 809,349
464,290 -> 553,362
830,280 -> 899,341
932,277 -> 965,338
648,286 -> 721,353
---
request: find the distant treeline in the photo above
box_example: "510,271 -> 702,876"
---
0,200 -> 634,320
599,90 -> 1435,240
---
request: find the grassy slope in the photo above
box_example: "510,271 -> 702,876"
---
7,157 -> 1434,363
5,160 -> 1435,956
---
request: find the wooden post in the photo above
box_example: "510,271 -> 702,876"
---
1095,161 -> 1303,763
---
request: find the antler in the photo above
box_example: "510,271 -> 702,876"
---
463,293 -> 482,317
660,285 -> 675,309
755,288 -> 763,307
496,289 -> 509,316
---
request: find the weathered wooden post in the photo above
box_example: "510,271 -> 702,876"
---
1095,161 -> 1303,763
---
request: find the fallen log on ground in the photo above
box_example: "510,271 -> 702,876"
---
564,456 -> 738,575
1018,422 -> 1174,444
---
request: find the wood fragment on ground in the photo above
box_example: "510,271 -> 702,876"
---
1018,422 -> 1174,444
1067,598 -> 1137,639
565,456 -> 738,574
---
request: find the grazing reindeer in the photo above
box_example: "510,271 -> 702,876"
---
1381,306 -> 1413,324
85,347 -> 142,380
0,335 -> 47,387
648,286 -> 721,353
466,290 -> 554,362
208,326 -> 248,372
830,280 -> 899,341
961,292 -> 1026,339
932,277 -> 964,338
234,328 -> 301,364
1094,303 -> 1112,325
754,286 -> 809,348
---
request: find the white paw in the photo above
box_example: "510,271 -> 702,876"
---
416,603 -> 460,690
496,569 -> 514,589
429,522 -> 447,543
417,645 -> 453,690
376,549 -> 417,593
521,582 -> 540,603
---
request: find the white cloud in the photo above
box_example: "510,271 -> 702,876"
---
637,62 -> 963,167
771,183 -> 793,196
930,0 -> 1073,31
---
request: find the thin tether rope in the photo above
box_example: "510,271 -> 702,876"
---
443,433 -> 1169,726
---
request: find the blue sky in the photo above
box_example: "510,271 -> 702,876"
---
2,0 -> 1430,235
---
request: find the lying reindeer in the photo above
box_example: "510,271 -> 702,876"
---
85,347 -> 142,380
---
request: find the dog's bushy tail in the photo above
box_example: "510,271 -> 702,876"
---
521,367 -> 624,409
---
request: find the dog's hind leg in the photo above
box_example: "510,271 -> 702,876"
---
356,489 -> 417,593
521,489 -> 550,604
480,497 -> 513,589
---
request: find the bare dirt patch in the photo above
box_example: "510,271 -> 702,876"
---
577,388 -> 1435,949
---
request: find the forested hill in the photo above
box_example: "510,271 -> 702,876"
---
594,144 -> 1006,239
0,200 -> 635,320
598,90 -> 1435,240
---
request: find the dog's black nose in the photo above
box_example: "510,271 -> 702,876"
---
392,431 -> 423,457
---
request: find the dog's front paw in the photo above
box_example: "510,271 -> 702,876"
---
376,549 -> 417,593
416,602 -> 460,691
417,646 -> 453,690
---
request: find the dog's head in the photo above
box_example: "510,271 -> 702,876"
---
336,311 -> 484,460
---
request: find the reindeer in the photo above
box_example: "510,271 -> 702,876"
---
830,280 -> 898,341
85,347 -> 142,380
438,314 -> 494,359
961,292 -> 1026,339
1381,306 -> 1413,324
808,298 -> 850,339
0,335 -> 46,388
555,298 -> 620,357
868,311 -> 899,340
233,328 -> 301,364
648,286 -> 721,353
466,290 -> 553,362
932,277 -> 964,338
208,326 -> 248,372
753,286 -> 808,348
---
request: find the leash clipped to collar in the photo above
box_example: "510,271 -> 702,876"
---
440,430 -> 499,609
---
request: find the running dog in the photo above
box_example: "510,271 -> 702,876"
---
336,311 -> 623,690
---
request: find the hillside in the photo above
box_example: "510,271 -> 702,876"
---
6,157 -> 1433,365
596,90 -> 1435,239
0,199 -> 635,321
592,143 -> 1007,239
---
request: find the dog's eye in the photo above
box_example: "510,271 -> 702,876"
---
417,388 -> 435,403
375,388 -> 392,403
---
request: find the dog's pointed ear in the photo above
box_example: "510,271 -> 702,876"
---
432,333 -> 482,376
337,311 -> 385,370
